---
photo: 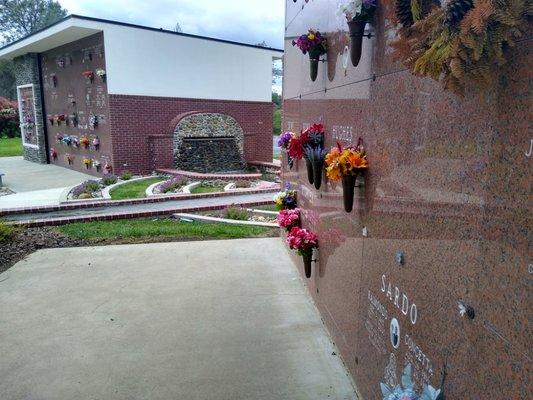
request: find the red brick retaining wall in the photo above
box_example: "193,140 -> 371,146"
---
108,94 -> 274,174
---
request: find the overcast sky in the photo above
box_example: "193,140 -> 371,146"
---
58,0 -> 286,49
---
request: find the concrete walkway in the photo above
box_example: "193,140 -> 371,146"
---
0,157 -> 92,208
0,239 -> 358,400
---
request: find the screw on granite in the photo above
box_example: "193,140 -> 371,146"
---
395,250 -> 405,266
458,301 -> 475,319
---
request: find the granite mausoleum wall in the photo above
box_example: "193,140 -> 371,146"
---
13,53 -> 47,164
108,95 -> 273,175
282,1 -> 531,399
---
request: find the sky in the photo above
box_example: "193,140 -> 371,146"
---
58,0 -> 286,49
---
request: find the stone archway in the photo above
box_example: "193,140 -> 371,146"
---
171,112 -> 245,172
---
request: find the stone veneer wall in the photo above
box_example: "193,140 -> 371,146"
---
173,113 -> 245,172
108,94 -> 273,175
13,53 -> 47,163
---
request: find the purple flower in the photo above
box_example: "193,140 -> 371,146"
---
278,131 -> 294,149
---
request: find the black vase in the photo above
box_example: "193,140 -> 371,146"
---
312,159 -> 324,190
342,174 -> 357,212
309,58 -> 319,81
305,158 -> 314,185
302,252 -> 312,278
347,20 -> 366,67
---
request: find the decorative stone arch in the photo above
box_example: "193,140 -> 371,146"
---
169,111 -> 245,172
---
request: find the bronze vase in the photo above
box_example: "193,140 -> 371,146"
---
305,158 -> 314,185
309,58 -> 319,81
302,252 -> 312,278
312,159 -> 324,190
342,174 -> 357,212
347,20 -> 366,67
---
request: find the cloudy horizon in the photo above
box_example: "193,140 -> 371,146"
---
58,0 -> 286,49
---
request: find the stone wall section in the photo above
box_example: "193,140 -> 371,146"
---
13,53 -> 47,163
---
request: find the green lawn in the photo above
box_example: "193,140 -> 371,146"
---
255,204 -> 279,212
273,108 -> 281,135
57,219 -> 271,240
190,184 -> 225,194
0,137 -> 23,157
110,177 -> 164,200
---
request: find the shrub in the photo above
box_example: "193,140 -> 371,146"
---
225,207 -> 249,221
159,175 -> 188,193
0,97 -> 20,138
101,174 -> 118,186
0,221 -> 14,242
234,180 -> 252,188
71,180 -> 101,198
120,171 -> 132,181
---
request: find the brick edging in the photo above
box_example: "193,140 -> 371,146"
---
8,199 -> 275,227
0,186 -> 279,216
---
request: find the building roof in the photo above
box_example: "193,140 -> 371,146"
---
0,14 -> 284,60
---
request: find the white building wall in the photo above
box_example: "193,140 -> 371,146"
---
102,24 -> 277,102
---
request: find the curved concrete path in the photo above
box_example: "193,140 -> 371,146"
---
0,239 -> 358,400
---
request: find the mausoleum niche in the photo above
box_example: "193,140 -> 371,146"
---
172,112 -> 245,173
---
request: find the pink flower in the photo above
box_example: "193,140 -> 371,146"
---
286,227 -> 318,253
277,209 -> 301,230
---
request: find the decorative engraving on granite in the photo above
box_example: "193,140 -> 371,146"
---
526,139 -> 532,157
366,290 -> 388,355
383,353 -> 398,388
173,113 -> 245,172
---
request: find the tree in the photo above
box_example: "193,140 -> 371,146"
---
0,0 -> 67,44
0,0 -> 67,99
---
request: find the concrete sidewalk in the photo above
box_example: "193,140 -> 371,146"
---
0,239 -> 358,400
0,157 -> 92,208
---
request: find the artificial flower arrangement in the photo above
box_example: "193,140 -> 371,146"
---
301,123 -> 326,190
274,184 -> 298,210
80,135 -> 90,149
277,208 -> 301,232
89,114 -> 98,129
62,135 -> 72,146
292,29 -> 327,81
65,153 -> 74,165
82,70 -> 94,83
50,148 -> 57,161
338,0 -> 376,67
325,139 -> 368,212
104,162 -> 113,174
286,226 -> 319,278
57,58 -> 65,68
82,158 -> 92,169
72,136 -> 79,148
48,116 -> 54,125
70,113 -> 78,127
380,364 -> 442,400
92,136 -> 100,150
95,68 -> 106,82
55,133 -> 63,143
56,113 -> 66,125
278,131 -> 295,168
93,160 -> 101,172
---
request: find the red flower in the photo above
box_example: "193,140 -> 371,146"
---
287,137 -> 304,159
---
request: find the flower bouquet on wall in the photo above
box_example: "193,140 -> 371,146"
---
65,153 -> 74,165
82,70 -> 94,84
278,131 -> 295,169
380,364 -> 442,400
56,114 -> 66,126
338,0 -> 376,67
325,139 -> 368,212
95,68 -> 106,82
104,162 -> 113,174
55,133 -> 63,143
62,135 -> 72,146
89,114 -> 98,129
277,208 -> 301,232
82,158 -> 92,169
274,184 -> 297,210
80,135 -> 90,149
92,136 -> 100,151
292,29 -> 327,81
93,160 -> 101,172
50,148 -> 57,161
286,227 -> 318,278
301,123 -> 325,190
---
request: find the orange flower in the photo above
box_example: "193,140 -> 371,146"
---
346,150 -> 368,170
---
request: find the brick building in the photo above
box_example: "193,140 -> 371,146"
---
0,15 -> 282,175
